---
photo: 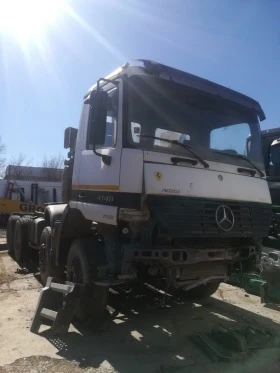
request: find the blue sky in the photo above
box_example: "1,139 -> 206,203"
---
0,0 -> 279,165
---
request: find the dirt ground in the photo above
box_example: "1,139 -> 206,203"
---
1,229 -> 280,373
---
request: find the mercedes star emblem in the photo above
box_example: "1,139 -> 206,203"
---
215,205 -> 235,232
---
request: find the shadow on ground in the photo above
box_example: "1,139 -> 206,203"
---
36,285 -> 280,373
4,247 -> 280,372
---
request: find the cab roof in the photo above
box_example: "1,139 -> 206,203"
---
85,59 -> 265,121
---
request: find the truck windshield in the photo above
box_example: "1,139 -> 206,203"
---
127,76 -> 264,169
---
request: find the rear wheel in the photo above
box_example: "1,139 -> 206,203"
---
14,217 -> 31,263
39,227 -> 64,285
7,215 -> 20,256
67,239 -> 108,321
180,281 -> 220,300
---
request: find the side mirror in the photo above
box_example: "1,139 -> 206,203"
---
89,90 -> 108,146
88,90 -> 111,165
64,127 -> 78,150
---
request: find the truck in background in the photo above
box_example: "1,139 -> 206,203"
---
258,128 -> 280,249
245,128 -> 280,244
228,129 -> 280,302
7,60 -> 272,326
259,128 -> 280,205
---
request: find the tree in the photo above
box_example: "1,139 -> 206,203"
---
0,137 -> 6,178
8,153 -> 33,180
41,154 -> 64,182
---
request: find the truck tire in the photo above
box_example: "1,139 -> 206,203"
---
67,239 -> 108,321
14,217 -> 31,263
39,227 -> 64,286
181,281 -> 220,300
7,215 -> 20,256
0,213 -> 9,228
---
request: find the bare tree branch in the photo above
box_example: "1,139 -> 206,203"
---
8,153 -> 33,180
0,137 -> 6,178
41,154 -> 64,182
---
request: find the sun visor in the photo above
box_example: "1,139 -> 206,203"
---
137,59 -> 266,122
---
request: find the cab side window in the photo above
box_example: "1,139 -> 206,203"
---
86,87 -> 118,149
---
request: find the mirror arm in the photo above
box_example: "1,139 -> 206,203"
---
93,146 -> 112,166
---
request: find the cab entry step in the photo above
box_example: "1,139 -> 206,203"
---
30,277 -> 84,335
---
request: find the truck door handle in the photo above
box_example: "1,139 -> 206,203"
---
78,193 -> 85,199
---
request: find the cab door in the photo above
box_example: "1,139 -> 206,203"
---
74,83 -> 122,225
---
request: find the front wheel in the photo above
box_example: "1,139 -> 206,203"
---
67,239 -> 108,321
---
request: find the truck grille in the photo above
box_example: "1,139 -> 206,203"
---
147,196 -> 272,238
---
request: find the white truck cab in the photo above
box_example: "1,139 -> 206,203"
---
60,60 -> 271,296
9,60 -> 273,318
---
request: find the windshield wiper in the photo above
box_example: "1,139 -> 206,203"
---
139,135 -> 209,168
213,150 -> 264,177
